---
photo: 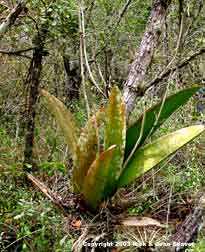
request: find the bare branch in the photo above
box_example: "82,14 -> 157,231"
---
0,0 -> 26,36
79,3 -> 90,118
0,47 -> 34,59
147,48 -> 205,89
116,0 -> 133,28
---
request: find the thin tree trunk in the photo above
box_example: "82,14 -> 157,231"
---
23,42 -> 44,168
63,55 -> 81,102
122,0 -> 171,119
23,7 -> 53,169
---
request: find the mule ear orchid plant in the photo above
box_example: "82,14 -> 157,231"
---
41,86 -> 204,211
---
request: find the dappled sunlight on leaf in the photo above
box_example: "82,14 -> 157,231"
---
119,125 -> 205,188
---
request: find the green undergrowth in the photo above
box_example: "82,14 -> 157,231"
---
0,170 -> 74,252
0,87 -> 204,251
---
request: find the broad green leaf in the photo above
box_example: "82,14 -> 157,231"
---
41,90 -> 78,159
72,109 -> 105,192
83,145 -> 117,210
125,86 -> 201,159
104,86 -> 126,196
119,125 -> 205,188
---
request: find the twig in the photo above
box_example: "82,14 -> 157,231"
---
166,184 -> 173,238
90,0 -> 134,60
85,0 -> 95,26
144,70 -> 172,142
80,5 -> 106,98
4,228 -> 42,250
182,0 -> 203,48
131,155 -> 176,195
96,62 -> 107,95
116,0 -> 133,28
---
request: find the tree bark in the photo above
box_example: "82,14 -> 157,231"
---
23,6 -> 53,169
63,55 -> 81,101
23,41 -> 44,168
122,0 -> 171,119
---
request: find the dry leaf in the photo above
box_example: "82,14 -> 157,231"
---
71,219 -> 82,229
120,216 -> 164,228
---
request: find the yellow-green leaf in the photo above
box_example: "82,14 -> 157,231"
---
41,90 -> 78,159
104,86 -> 126,196
83,145 -> 117,210
72,109 -> 105,192
118,125 -> 205,188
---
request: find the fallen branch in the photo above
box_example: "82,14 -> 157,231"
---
26,173 -> 72,215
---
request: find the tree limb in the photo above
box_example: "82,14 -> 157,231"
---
147,48 -> 205,90
0,0 -> 26,36
0,47 -> 35,59
116,0 -> 133,28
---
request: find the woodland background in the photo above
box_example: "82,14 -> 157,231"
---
0,0 -> 205,251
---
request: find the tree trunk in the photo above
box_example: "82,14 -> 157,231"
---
23,42 -> 44,168
122,0 -> 171,119
23,7 -> 52,169
63,55 -> 81,102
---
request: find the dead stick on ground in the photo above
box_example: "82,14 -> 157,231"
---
26,173 -> 70,215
